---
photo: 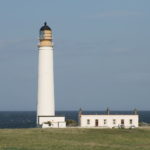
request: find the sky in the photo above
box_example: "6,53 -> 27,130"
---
0,0 -> 150,111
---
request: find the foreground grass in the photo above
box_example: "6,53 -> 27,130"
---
0,128 -> 150,150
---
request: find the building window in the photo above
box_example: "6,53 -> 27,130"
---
87,119 -> 90,125
129,119 -> 133,124
104,119 -> 107,124
113,119 -> 116,124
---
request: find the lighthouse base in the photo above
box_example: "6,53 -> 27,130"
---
37,116 -> 66,128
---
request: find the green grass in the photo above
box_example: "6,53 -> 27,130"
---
0,128 -> 149,150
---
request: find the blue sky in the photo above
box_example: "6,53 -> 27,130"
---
0,0 -> 150,110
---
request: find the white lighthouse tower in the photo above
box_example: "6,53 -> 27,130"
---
37,22 -> 66,128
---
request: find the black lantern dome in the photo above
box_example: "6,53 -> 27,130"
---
40,22 -> 51,31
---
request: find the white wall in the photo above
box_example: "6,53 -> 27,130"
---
38,116 -> 65,124
80,115 -> 139,128
37,46 -> 55,121
39,116 -> 66,128
42,122 -> 66,128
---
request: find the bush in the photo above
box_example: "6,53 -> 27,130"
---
44,121 -> 51,126
139,122 -> 150,126
66,120 -> 77,126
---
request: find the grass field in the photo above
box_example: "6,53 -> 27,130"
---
0,128 -> 150,150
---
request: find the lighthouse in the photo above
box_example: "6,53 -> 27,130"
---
37,22 -> 66,128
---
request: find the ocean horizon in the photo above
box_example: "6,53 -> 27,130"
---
0,111 -> 149,128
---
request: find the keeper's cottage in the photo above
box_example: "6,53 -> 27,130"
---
78,109 -> 139,128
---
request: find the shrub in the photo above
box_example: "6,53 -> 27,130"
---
66,120 -> 77,126
44,121 -> 52,126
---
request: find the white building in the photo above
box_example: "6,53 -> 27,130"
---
79,109 -> 139,128
38,116 -> 66,128
37,22 -> 66,128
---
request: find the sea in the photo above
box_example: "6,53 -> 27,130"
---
0,111 -> 149,128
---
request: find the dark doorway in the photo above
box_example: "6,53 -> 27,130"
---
121,119 -> 124,125
95,119 -> 99,127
